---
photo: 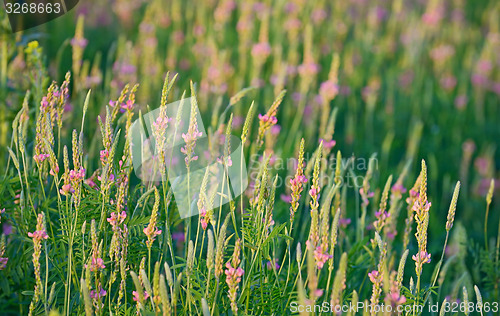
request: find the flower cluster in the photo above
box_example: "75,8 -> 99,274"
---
133,290 -> 150,302
256,90 -> 285,146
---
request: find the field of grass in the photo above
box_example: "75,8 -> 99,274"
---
0,0 -> 500,315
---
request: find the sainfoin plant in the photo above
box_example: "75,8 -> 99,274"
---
0,0 -> 500,315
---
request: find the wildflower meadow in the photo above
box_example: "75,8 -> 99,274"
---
0,0 -> 500,315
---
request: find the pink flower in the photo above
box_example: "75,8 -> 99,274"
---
40,97 -> 49,109
359,188 -> 374,206
422,9 -> 444,26
309,186 -> 319,199
387,291 -> 406,305
311,9 -> 327,24
280,194 -> 292,203
429,45 -> 455,63
28,229 -> 48,241
319,138 -> 336,150
153,115 -> 171,131
339,218 -> 351,227
84,177 -> 97,188
270,125 -> 281,135
90,287 -> 107,299
225,262 -> 244,282
412,199 -> 431,214
100,149 -> 109,165
368,270 -> 380,283
200,208 -> 209,230
391,183 -> 407,196
172,231 -> 185,242
440,75 -> 457,91
471,73 -> 489,88
49,165 -> 59,176
217,156 -> 233,167
143,226 -> 162,239
180,119 -> 203,165
258,114 -> 277,125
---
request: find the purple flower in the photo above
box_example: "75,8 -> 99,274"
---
368,270 -> 380,283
